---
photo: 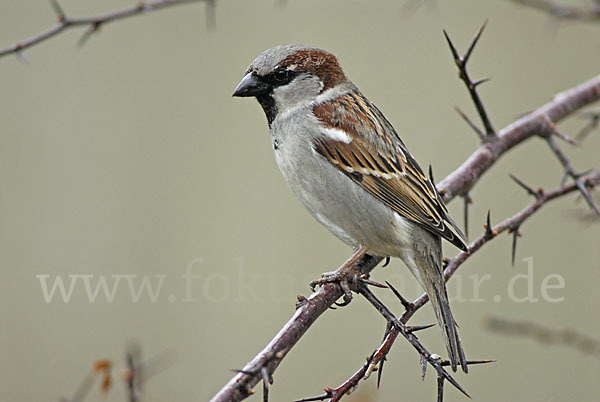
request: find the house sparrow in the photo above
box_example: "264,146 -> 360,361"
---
233,45 -> 468,372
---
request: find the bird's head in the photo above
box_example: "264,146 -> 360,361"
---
232,45 -> 347,125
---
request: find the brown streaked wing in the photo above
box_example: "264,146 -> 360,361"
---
312,92 -> 468,251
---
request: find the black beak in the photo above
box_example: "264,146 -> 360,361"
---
232,72 -> 270,97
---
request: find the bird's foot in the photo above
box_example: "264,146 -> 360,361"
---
308,246 -> 370,306
310,266 -> 360,306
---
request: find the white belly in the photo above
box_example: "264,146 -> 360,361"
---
272,128 -> 414,258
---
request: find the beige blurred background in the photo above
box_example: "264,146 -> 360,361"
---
1,0 -> 599,401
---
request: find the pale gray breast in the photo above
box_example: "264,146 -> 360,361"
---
269,111 -> 415,257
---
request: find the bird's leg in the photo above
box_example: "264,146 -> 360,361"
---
309,246 -> 368,306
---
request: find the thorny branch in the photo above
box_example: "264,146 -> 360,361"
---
324,168 -> 600,401
294,281 -> 497,402
513,0 -> 600,22
0,0 -> 211,59
437,74 -> 600,201
211,255 -> 383,402
445,22 -> 496,139
545,135 -> 600,214
211,69 -> 600,402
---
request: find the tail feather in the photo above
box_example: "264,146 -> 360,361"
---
430,285 -> 468,373
404,232 -> 468,373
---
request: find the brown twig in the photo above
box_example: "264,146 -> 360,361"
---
0,0 -> 210,59
210,256 -> 383,402
512,0 -> 600,22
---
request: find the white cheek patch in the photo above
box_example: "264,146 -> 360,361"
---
322,127 -> 353,144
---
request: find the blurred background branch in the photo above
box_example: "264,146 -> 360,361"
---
60,342 -> 175,402
0,0 -> 212,59
486,315 -> 600,358
513,0 -> 600,22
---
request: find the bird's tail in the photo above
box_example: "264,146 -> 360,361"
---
425,273 -> 468,373
406,235 -> 468,373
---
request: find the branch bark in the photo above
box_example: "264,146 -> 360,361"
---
438,75 -> 600,201
211,255 -> 382,402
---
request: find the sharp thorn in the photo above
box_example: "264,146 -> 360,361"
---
462,193 -> 471,240
453,106 -> 485,140
443,371 -> 471,398
511,226 -> 520,266
293,393 -> 331,402
442,29 -> 461,63
509,174 -> 539,198
575,110 -> 600,140
575,180 -> 600,216
49,0 -> 66,20
473,77 -> 491,87
406,324 -> 436,333
385,281 -> 413,311
485,210 -> 493,237
576,168 -> 593,179
76,24 -> 100,49
377,356 -> 386,389
382,256 -> 391,267
464,19 -> 488,64
441,359 -> 496,367
551,128 -> 579,146
468,359 -> 496,366
359,276 -> 388,288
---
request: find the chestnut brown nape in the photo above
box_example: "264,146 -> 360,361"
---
278,49 -> 346,92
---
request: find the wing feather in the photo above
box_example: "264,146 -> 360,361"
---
312,91 -> 468,251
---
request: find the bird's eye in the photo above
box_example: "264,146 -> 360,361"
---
272,69 -> 293,84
